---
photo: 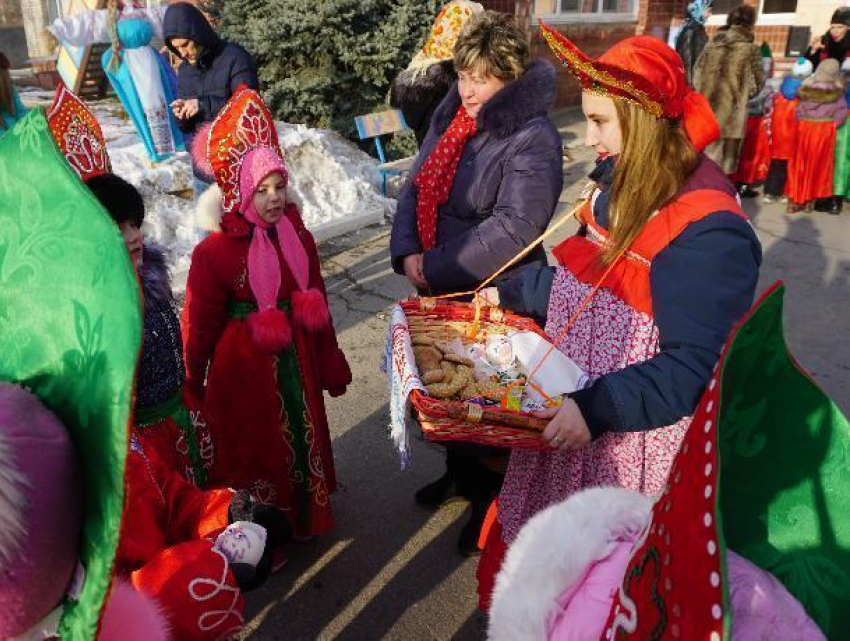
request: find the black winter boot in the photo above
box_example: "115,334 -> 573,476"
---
456,460 -> 504,556
458,498 -> 490,557
415,451 -> 462,508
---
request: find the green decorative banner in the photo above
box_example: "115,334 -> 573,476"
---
720,285 -> 850,639
0,110 -> 141,639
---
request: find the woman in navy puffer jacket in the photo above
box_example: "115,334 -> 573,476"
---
163,3 -> 258,189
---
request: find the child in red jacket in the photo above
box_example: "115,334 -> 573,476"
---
763,57 -> 812,202
183,88 -> 351,539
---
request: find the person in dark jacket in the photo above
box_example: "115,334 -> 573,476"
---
674,0 -> 712,85
390,11 -> 563,557
390,15 -> 562,295
163,2 -> 258,194
806,7 -> 849,71
389,1 -> 483,147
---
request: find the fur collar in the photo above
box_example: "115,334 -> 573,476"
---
430,60 -> 557,139
712,25 -> 754,46
798,83 -> 845,103
196,183 -> 225,233
0,422 -> 26,562
194,184 -> 307,238
390,61 -> 456,109
488,487 -> 653,641
139,244 -> 172,306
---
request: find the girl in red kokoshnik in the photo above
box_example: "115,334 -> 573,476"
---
183,87 -> 351,539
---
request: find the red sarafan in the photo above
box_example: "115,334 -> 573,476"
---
183,87 -> 351,539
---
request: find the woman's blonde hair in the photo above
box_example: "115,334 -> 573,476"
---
602,98 -> 699,264
453,11 -> 529,80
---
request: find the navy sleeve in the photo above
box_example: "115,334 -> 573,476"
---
228,48 -> 259,92
421,121 -> 563,292
496,265 -> 555,325
571,212 -> 761,438
198,48 -> 259,124
389,127 -> 438,274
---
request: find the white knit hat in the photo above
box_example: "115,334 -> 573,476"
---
791,56 -> 814,79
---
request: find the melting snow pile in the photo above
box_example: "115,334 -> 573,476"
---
19,89 -> 393,291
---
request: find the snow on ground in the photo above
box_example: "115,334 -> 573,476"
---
19,88 -> 394,291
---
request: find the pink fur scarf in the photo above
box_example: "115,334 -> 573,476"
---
239,147 -> 330,353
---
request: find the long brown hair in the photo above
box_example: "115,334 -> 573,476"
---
602,98 -> 699,264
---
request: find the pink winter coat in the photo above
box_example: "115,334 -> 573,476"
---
546,547 -> 825,641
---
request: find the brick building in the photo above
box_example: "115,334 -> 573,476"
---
480,0 -> 848,108
0,0 -> 27,66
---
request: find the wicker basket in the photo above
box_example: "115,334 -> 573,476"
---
400,298 -> 554,450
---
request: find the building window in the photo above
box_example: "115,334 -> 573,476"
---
707,0 -> 797,27
538,0 -> 636,22
762,0 -> 797,12
559,0 -> 635,13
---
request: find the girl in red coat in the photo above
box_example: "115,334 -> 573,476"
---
183,88 -> 351,539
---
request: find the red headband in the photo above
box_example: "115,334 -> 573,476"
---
540,23 -> 719,152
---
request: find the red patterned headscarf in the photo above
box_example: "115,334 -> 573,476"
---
414,106 -> 478,250
540,23 -> 719,152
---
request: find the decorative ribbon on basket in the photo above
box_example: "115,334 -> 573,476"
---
419,197 -> 628,406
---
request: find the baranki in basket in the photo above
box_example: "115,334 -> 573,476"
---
383,200 -> 600,467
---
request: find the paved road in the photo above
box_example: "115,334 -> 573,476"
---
242,117 -> 850,639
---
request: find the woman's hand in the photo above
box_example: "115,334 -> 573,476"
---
810,36 -> 824,52
170,98 -> 185,117
171,98 -> 199,120
403,253 -> 427,290
535,398 -> 591,450
182,98 -> 200,118
476,287 -> 500,307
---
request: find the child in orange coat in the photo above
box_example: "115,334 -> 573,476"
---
763,57 -> 812,202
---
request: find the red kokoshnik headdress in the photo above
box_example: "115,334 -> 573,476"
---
47,82 -> 111,181
206,85 -> 287,217
539,23 -> 719,152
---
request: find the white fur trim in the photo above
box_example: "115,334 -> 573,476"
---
195,183 -> 224,232
0,430 -> 27,563
488,487 -> 653,641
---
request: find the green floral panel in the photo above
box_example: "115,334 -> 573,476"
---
0,110 -> 142,639
718,286 -> 850,639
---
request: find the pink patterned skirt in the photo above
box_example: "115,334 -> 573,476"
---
498,268 -> 689,542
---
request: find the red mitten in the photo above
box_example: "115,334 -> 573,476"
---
322,348 -> 352,397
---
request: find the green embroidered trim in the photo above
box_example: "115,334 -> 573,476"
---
135,389 -> 207,486
226,298 -> 291,319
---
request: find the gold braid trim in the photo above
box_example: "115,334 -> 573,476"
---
541,28 -> 663,118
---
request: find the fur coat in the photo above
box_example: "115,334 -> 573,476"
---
675,21 -> 708,85
389,60 -> 456,147
694,26 -> 765,139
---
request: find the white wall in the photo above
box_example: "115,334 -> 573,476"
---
796,0 -> 847,39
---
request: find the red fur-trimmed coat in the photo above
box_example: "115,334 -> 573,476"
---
183,198 -> 351,537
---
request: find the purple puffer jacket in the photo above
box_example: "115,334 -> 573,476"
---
796,81 -> 848,126
390,60 -> 563,294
